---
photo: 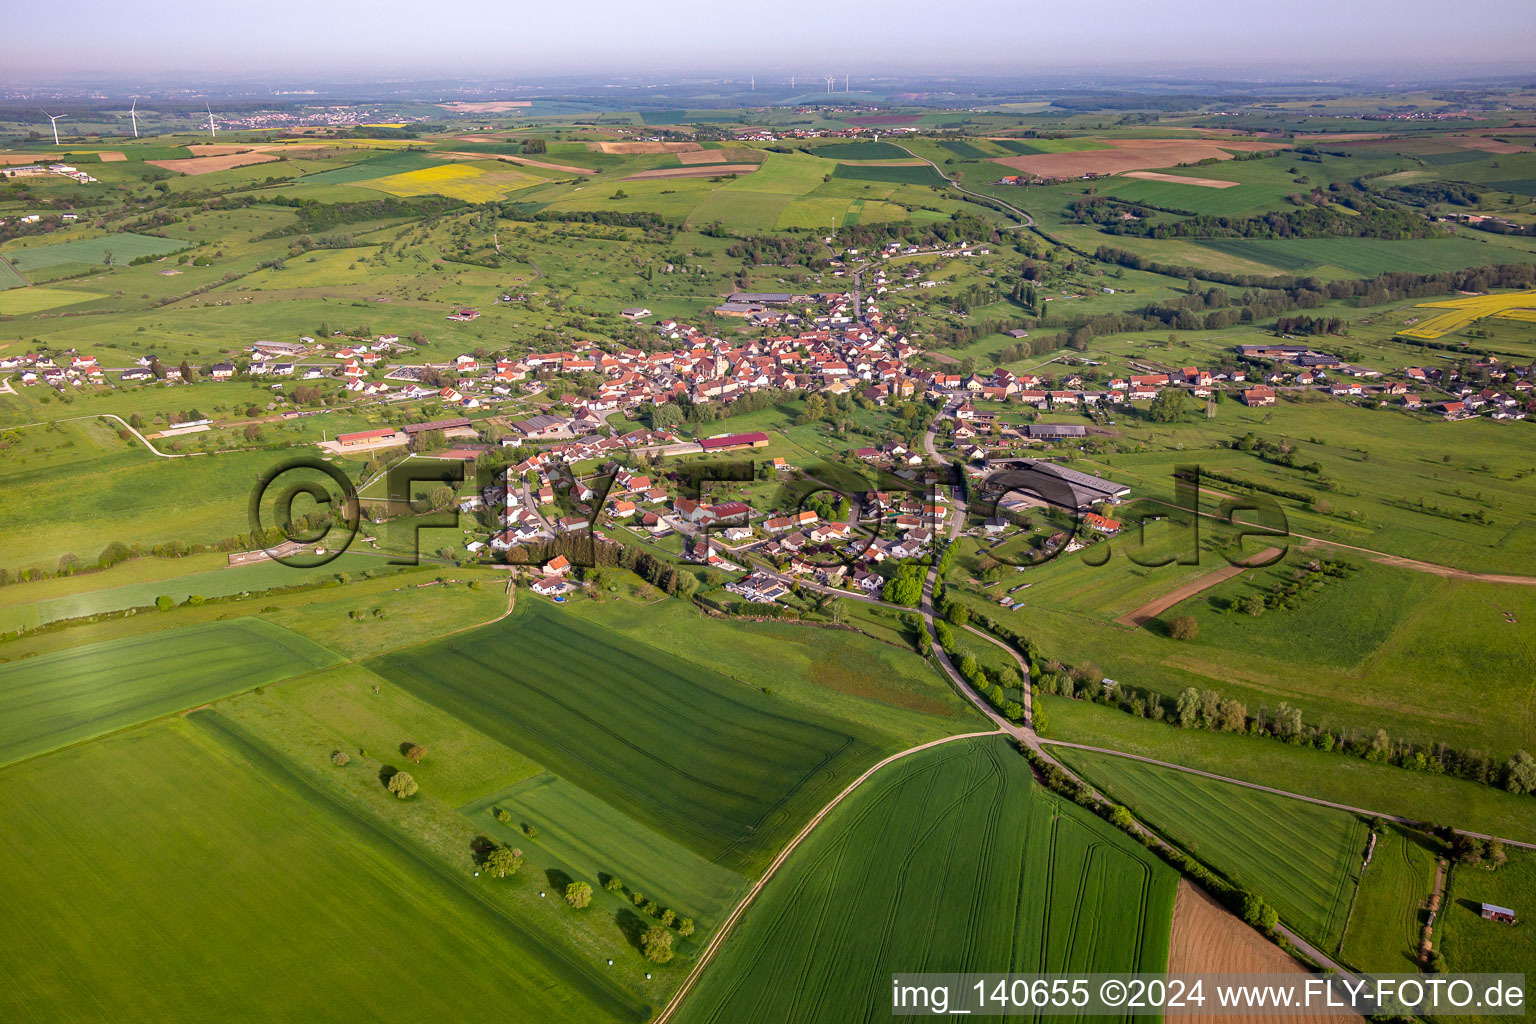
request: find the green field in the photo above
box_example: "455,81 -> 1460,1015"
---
1038,697 -> 1536,844
370,599 -> 891,873
1440,848 -> 1536,989
831,162 -> 949,187
675,736 -> 1176,1024
0,715 -> 648,1024
3,232 -> 188,270
464,772 -> 749,928
803,141 -> 913,161
294,150 -> 446,185
1056,747 -> 1366,951
1340,827 -> 1440,972
0,286 -> 108,314
1194,236 -> 1535,276
0,254 -> 26,289
0,618 -> 340,766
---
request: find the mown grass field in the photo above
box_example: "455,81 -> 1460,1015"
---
1056,747 -> 1366,951
0,716 -> 649,1024
369,598 -> 892,873
675,736 -> 1176,1024
0,618 -> 340,766
1340,827 -> 1439,972
0,286 -> 108,314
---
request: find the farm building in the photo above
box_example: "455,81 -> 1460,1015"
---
337,428 -> 402,448
1480,903 -> 1517,924
697,432 -> 770,452
512,414 -> 570,438
403,417 -> 473,436
1025,423 -> 1087,440
982,458 -> 1130,511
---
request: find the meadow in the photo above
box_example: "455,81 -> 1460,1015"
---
1055,747 -> 1367,952
674,736 -> 1176,1024
0,715 -> 649,1024
0,617 -> 340,767
2,232 -> 188,271
1194,236 -> 1535,277
1439,847 -> 1536,999
1339,826 -> 1440,972
369,598 -> 893,873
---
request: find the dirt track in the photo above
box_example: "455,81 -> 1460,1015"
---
1168,881 -> 1348,1024
1115,547 -> 1281,627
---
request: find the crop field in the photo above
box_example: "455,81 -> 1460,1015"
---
1056,748 -> 1366,951
994,138 -> 1115,155
370,599 -> 889,873
0,255 -> 27,288
0,618 -> 341,767
0,715 -> 647,1024
358,160 -> 540,201
1195,237 -> 1534,277
1396,288 -> 1536,339
831,162 -> 949,187
1340,827 -> 1439,972
293,149 -> 445,184
801,140 -> 913,161
674,736 -> 1176,1024
1038,697 -> 1536,844
3,231 -> 187,270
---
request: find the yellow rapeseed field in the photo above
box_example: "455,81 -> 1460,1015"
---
361,162 -> 537,202
1396,289 -> 1536,339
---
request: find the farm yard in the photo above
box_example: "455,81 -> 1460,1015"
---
673,737 -> 1176,1024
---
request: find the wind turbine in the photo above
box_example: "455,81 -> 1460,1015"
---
824,75 -> 835,94
844,74 -> 849,92
41,108 -> 64,146
129,99 -> 139,138
205,103 -> 217,138
790,74 -> 795,90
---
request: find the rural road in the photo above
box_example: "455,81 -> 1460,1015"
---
893,143 -> 1036,227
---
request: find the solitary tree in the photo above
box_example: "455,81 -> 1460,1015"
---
330,750 -> 350,767
387,771 -> 418,799
641,925 -> 674,963
405,744 -> 427,764
677,917 -> 695,938
565,881 -> 593,908
1168,615 -> 1199,640
485,845 -> 523,878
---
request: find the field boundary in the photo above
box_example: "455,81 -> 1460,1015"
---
652,728 -> 1002,1023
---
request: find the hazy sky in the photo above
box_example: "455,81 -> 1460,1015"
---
11,0 -> 1536,78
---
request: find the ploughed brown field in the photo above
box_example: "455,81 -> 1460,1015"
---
436,100 -> 532,112
1168,881 -> 1350,1024
147,152 -> 280,175
622,164 -> 759,180
593,141 -> 703,154
1122,170 -> 1241,188
992,138 -> 1287,178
